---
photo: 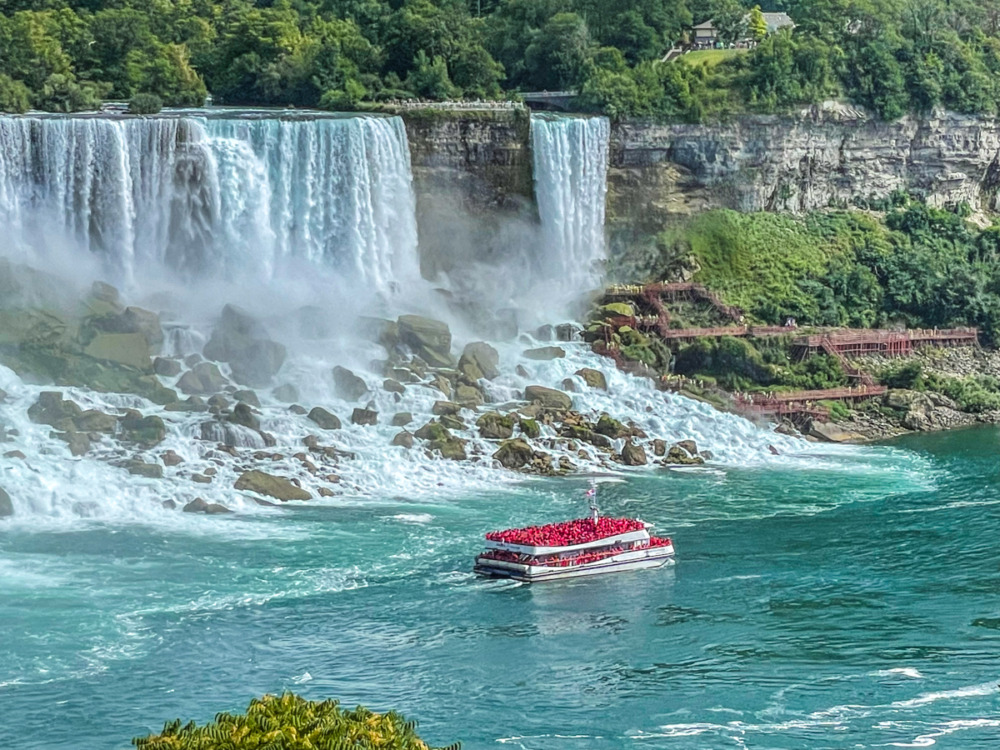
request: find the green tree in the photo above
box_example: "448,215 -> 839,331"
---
524,12 -> 592,90
748,5 -> 767,41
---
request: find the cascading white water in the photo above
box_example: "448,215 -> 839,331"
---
530,114 -> 610,295
0,114 -> 418,293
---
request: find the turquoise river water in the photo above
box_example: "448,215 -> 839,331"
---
2,427 -> 999,749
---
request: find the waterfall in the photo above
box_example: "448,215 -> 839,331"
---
530,114 -> 610,295
0,114 -> 418,294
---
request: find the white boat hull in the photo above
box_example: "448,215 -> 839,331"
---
474,544 -> 675,582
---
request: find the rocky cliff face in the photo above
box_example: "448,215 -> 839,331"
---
400,109 -> 536,279
401,103 -> 1000,264
607,103 -> 1000,244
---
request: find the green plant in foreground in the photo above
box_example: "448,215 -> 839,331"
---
133,693 -> 459,750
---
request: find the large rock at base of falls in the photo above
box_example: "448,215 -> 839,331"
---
493,438 -> 535,470
203,304 -> 286,387
89,306 -> 164,352
523,346 -> 566,361
351,407 -> 378,426
308,407 -> 342,430
119,412 -> 167,447
575,368 -> 608,390
620,439 -> 648,466
477,412 -> 514,440
458,341 -> 500,381
28,392 -> 82,430
83,332 -> 154,371
523,385 -> 572,411
806,420 -> 867,444
397,315 -> 454,368
0,487 -> 12,518
234,470 -> 311,501
332,366 -> 369,402
176,361 -> 229,395
664,445 -> 705,465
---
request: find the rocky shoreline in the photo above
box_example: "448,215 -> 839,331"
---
0,261 -> 722,519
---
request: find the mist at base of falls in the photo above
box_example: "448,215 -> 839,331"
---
0,107 -> 820,523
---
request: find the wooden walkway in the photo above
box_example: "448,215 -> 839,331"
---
733,385 -> 887,422
794,328 -> 978,356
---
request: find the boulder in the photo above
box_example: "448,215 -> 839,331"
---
523,385 -> 572,411
676,439 -> 699,457
575,368 -> 608,390
652,439 -> 667,457
153,357 -> 182,377
176,362 -> 228,395
162,499 -> 177,510
73,409 -> 117,433
523,346 -> 565,361
191,473 -> 212,484
0,487 -> 12,518
164,396 -> 210,413
599,302 -> 634,318
397,315 -> 454,367
83,332 -> 153,371
807,421 -> 867,443
430,437 -> 467,461
430,374 -> 453,399
392,431 -> 414,449
439,414 -> 465,431
383,378 -> 406,394
228,402 -> 260,431
664,445 -> 705,465
272,383 -> 300,403
351,408 -> 378,426
308,407 -> 342,430
52,430 -> 91,456
414,420 -> 451,442
28,392 -> 82,430
458,341 -> 500,380
391,412 -> 413,427
455,383 -> 485,408
119,413 -> 167,447
233,390 -> 261,407
234,470 -> 311,501
561,378 -> 579,393
183,497 -> 232,514
207,394 -> 230,410
432,401 -> 462,416
595,414 -> 628,439
4,450 -> 26,460
204,304 -> 285,387
493,438 -> 535,470
518,418 -> 540,439
161,450 -> 184,466
91,306 -> 163,350
332,366 -> 369,402
126,460 -> 164,479
620,439 -> 647,466
477,412 -> 514,440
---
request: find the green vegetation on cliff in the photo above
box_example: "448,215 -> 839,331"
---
614,196 -> 1000,344
133,692 -> 458,750
3,0 -> 999,119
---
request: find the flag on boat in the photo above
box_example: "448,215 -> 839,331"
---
585,487 -> 596,498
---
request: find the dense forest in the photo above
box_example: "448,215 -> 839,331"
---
3,0 -> 1000,119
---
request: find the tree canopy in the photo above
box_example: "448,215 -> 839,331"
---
2,0 -> 1000,119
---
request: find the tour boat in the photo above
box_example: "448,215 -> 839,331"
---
474,514 -> 675,583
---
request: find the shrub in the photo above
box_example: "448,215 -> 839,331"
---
880,361 -> 923,390
133,693 -> 459,750
128,93 -> 163,115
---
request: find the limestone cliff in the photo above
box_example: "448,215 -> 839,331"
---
401,103 -> 1000,263
400,109 -> 535,279
608,102 -> 1000,245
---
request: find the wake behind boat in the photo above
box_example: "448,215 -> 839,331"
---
474,487 -> 675,583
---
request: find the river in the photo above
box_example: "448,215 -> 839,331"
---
3,426 -> 998,749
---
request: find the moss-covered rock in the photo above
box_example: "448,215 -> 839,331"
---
234,470 -> 311,501
477,412 -> 514,440
595,414 -> 629,439
493,438 -> 535,469
414,420 -> 451,442
119,412 -> 167,447
518,417 -> 540,439
397,314 -> 454,367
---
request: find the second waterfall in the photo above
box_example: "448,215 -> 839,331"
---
530,114 -> 610,297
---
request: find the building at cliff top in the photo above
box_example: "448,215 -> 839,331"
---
691,11 -> 794,47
